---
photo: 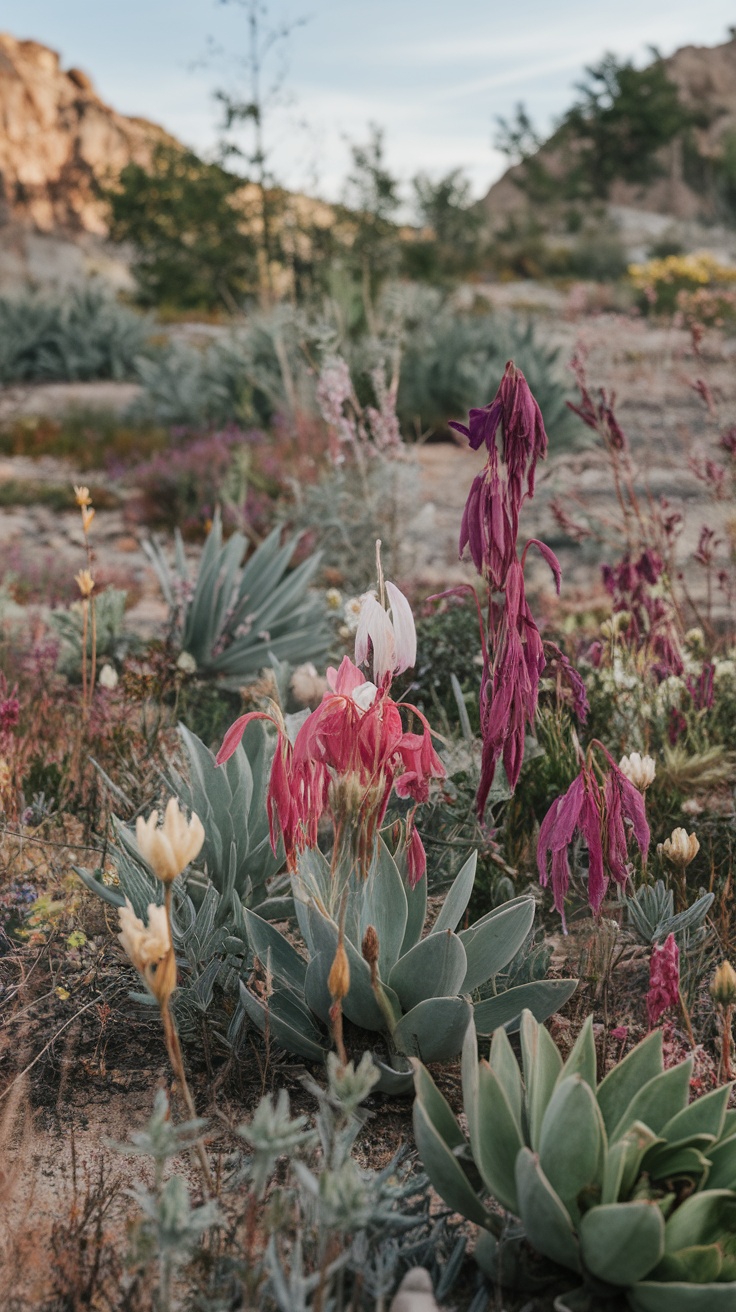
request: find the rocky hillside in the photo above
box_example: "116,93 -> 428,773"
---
484,32 -> 736,225
0,32 -> 171,235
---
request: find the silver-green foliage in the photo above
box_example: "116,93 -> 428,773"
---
413,1009 -> 736,1310
75,721 -> 284,1045
49,586 -> 135,678
0,284 -> 150,383
240,840 -> 577,1093
625,879 -> 714,947
143,509 -> 330,688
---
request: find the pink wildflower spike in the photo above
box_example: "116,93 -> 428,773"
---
537,771 -> 587,929
523,539 -> 562,595
647,934 -> 680,1029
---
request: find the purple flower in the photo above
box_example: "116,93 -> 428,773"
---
647,934 -> 680,1029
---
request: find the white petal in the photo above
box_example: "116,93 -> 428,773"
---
385,581 -> 416,673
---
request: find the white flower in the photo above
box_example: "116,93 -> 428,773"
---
618,752 -> 656,791
176,651 -> 197,674
661,827 -> 700,868
342,597 -> 363,634
136,797 -> 205,884
355,581 -> 416,684
325,588 -> 343,610
98,663 -> 118,690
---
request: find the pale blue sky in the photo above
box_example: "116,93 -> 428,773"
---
3,1 -> 734,202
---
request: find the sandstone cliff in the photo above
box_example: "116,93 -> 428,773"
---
484,33 -> 736,225
0,32 -> 172,235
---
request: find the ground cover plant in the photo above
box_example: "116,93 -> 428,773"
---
2,308 -> 736,1312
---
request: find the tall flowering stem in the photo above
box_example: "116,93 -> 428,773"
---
450,361 -> 577,818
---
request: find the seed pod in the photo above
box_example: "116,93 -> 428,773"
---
328,942 -> 350,1001
362,925 -> 380,969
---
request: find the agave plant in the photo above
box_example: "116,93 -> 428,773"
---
143,510 -> 330,689
413,1009 -> 736,1310
240,839 -> 576,1094
624,879 -> 714,948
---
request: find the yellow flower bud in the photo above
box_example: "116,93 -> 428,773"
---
328,942 -> 350,1002
711,960 -> 736,1008
81,506 -> 95,533
75,569 -> 95,598
74,484 -> 91,508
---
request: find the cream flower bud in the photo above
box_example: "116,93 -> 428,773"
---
98,663 -> 118,690
711,960 -> 736,1008
136,797 -> 205,884
117,899 -> 176,1005
661,827 -> 700,868
618,751 -> 656,791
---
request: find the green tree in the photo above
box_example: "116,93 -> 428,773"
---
494,102 -> 541,165
106,145 -> 258,311
408,168 -> 484,280
340,125 -> 401,332
563,51 -> 693,197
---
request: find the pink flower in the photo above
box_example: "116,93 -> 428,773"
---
217,656 -> 444,882
538,743 -> 649,928
647,934 -> 680,1029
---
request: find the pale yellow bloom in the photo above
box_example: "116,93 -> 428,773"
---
74,484 -> 92,508
661,827 -> 700,868
136,797 -> 205,884
711,960 -> 736,1008
325,587 -> 343,610
117,899 -> 175,1004
81,506 -> 95,533
618,752 -> 656,791
75,569 -> 95,597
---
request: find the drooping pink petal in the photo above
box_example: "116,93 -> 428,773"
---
216,711 -> 275,764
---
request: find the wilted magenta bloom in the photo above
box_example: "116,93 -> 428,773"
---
538,743 -> 649,928
647,934 -> 680,1028
451,361 -> 548,588
543,642 -> 590,723
687,662 -> 715,712
476,548 -> 560,816
602,549 -> 684,679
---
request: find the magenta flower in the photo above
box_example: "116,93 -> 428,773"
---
647,934 -> 680,1029
537,742 -> 650,927
451,361 -> 548,589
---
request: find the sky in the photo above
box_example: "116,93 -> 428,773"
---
4,1 -> 735,207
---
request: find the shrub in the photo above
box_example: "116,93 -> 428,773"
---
0,284 -> 151,383
629,251 -> 736,315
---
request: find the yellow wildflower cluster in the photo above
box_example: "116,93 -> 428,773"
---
628,251 -> 736,293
